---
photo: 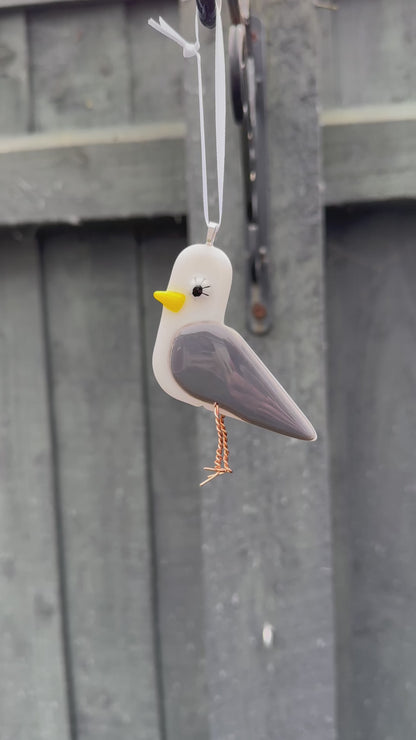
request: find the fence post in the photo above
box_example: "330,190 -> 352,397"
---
180,1 -> 336,738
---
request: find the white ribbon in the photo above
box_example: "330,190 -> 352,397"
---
149,1 -> 225,244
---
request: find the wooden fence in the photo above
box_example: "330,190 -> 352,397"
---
0,1 -> 415,739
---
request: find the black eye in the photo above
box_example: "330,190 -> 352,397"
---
192,285 -> 203,297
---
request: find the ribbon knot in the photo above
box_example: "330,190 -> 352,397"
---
148,17 -> 200,59
183,40 -> 200,58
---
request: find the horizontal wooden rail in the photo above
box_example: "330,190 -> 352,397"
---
0,123 -> 186,226
0,105 -> 415,226
322,104 -> 416,206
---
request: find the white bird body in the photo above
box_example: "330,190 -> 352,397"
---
153,243 -> 233,411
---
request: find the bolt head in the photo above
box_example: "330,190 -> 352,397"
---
252,302 -> 267,320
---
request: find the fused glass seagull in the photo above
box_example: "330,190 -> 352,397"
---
153,243 -> 317,486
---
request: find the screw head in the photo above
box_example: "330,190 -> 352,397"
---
252,302 -> 267,320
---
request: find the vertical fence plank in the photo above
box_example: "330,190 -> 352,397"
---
180,1 -> 335,738
128,0 -> 183,125
0,231 -> 71,740
42,227 -> 160,740
139,219 -> 209,740
28,3 -> 131,131
327,205 -> 416,740
317,0 -> 416,108
0,11 -> 29,133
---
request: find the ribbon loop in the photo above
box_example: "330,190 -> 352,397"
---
149,2 -> 226,243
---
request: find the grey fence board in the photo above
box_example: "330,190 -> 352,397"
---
28,3 -> 131,131
2,111 -> 415,225
140,220 -> 210,740
0,11 -> 29,134
318,0 -> 416,109
322,106 -> 416,205
42,228 -> 161,740
128,0 -> 183,125
327,205 -> 416,740
317,0 -> 416,207
0,231 -> 70,740
0,125 -> 186,226
181,1 -> 335,739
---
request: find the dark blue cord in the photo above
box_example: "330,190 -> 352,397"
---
196,0 -> 216,28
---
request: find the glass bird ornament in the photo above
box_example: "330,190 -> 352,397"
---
153,243 -> 316,485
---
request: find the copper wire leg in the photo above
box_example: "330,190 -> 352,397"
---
200,403 -> 233,487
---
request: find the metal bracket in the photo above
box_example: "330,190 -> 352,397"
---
196,0 -> 250,29
196,0 -> 216,29
229,12 -> 271,334
196,0 -> 271,333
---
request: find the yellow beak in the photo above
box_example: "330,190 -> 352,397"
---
153,290 -> 186,313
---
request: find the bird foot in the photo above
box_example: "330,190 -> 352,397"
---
199,403 -> 232,487
200,465 -> 232,487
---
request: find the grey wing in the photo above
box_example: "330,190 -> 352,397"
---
171,322 -> 316,441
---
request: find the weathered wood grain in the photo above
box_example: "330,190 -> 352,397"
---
180,1 -> 335,739
0,231 -> 71,740
317,0 -> 416,109
139,219 -> 210,740
0,11 -> 29,133
1,110 -> 415,223
326,205 -> 416,740
28,3 -> 131,131
128,0 -> 183,124
42,228 -> 161,740
0,125 -> 186,225
322,105 -> 416,205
